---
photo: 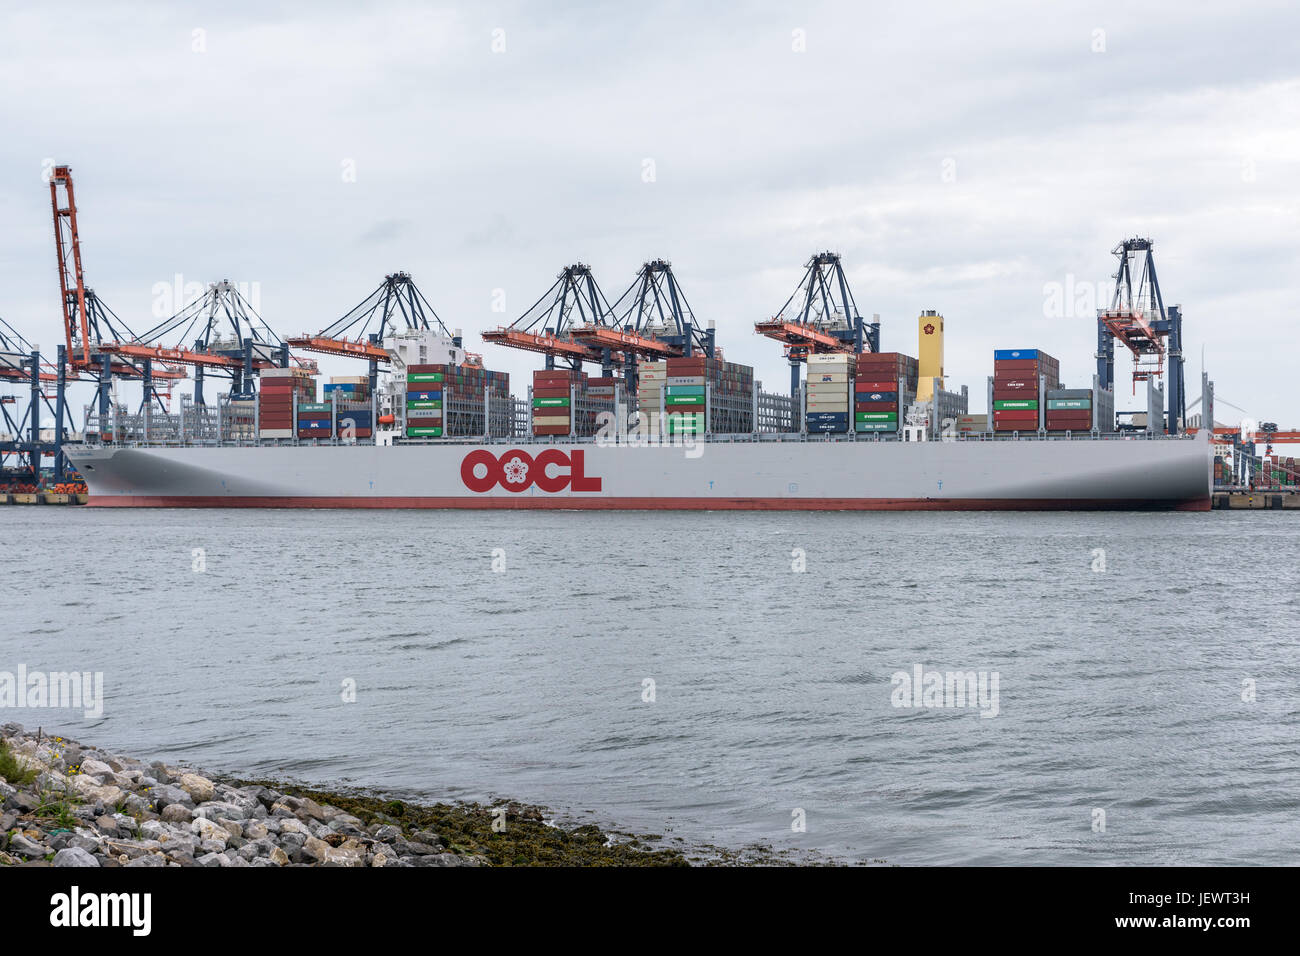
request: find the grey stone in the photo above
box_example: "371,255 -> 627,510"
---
195,852 -> 223,867
160,804 -> 192,824
125,853 -> 167,867
8,834 -> 48,858
149,784 -> 193,809
52,848 -> 98,868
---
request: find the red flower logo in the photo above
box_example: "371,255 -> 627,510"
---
923,323 -> 935,335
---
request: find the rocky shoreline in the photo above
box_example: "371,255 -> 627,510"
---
0,724 -> 695,867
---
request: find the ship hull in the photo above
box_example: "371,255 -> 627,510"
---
67,437 -> 1213,511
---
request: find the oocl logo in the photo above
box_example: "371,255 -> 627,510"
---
460,449 -> 602,494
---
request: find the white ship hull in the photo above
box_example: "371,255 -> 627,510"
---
66,434 -> 1213,511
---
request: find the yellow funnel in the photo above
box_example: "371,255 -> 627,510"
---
916,310 -> 944,402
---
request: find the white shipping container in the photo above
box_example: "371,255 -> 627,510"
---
258,428 -> 294,438
666,376 -> 705,386
532,415 -> 570,426
808,354 -> 853,366
810,372 -> 852,383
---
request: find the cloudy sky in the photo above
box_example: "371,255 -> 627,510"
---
2,0 -> 1297,423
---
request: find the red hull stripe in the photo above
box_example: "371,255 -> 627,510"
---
87,495 -> 1213,512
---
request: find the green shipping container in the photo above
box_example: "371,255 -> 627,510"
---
1046,398 -> 1091,410
532,396 -> 571,408
665,396 -> 705,406
297,402 -> 332,413
665,385 -> 706,397
408,373 -> 444,383
407,400 -> 442,410
994,399 -> 1038,410
856,411 -> 898,422
855,421 -> 897,432
406,427 -> 442,437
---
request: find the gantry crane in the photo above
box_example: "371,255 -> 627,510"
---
755,252 -> 878,395
1096,237 -> 1186,433
287,272 -> 460,394
0,318 -> 80,482
482,262 -> 621,371
49,164 -> 187,422
122,279 -> 290,405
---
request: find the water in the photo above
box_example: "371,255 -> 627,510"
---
3,508 -> 1297,864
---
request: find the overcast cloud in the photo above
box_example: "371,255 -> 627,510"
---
2,0 -> 1297,420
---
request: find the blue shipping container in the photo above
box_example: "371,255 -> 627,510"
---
993,349 -> 1038,361
337,412 -> 372,426
854,390 -> 898,402
296,418 -> 331,429
806,412 -> 849,425
407,390 -> 442,401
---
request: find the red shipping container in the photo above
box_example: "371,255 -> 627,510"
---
993,376 -> 1036,388
993,393 -> 1039,404
405,416 -> 443,427
531,387 -> 573,398
533,425 -> 571,435
994,409 -> 1039,422
993,359 -> 1040,371
855,380 -> 899,391
1046,415 -> 1093,427
855,401 -> 899,413
296,429 -> 331,438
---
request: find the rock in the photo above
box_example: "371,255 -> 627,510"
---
53,847 -> 100,867
269,846 -> 289,866
161,804 -> 193,824
413,829 -> 445,847
194,852 -> 223,867
148,783 -> 194,809
178,774 -> 215,804
4,791 -> 38,813
8,834 -> 48,858
191,817 -> 229,847
243,821 -> 269,840
372,825 -> 401,843
296,797 -> 330,822
79,758 -> 114,778
94,817 -> 120,837
125,853 -> 166,867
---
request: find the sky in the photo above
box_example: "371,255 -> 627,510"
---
1,0 -> 1298,424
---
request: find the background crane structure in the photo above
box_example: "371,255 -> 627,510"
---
754,252 -> 879,395
484,260 -> 719,392
0,318 -> 79,482
122,279 -> 290,407
482,262 -> 622,373
1096,237 -> 1186,433
50,164 -> 187,422
287,272 -> 460,394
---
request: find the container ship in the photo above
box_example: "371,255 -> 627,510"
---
65,319 -> 1213,512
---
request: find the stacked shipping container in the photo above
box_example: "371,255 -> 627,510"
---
258,368 -> 316,439
636,357 -> 754,435
1044,388 -> 1093,432
326,375 -> 373,439
806,354 -> 853,433
406,363 -> 510,438
853,351 -> 917,433
532,368 -> 582,436
992,349 -> 1059,432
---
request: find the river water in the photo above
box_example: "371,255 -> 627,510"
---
3,508 -> 1297,864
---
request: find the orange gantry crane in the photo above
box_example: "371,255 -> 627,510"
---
754,252 -> 877,395
483,260 -> 716,393
48,164 -> 187,418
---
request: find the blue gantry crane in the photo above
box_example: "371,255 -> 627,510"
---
1096,237 -> 1186,434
